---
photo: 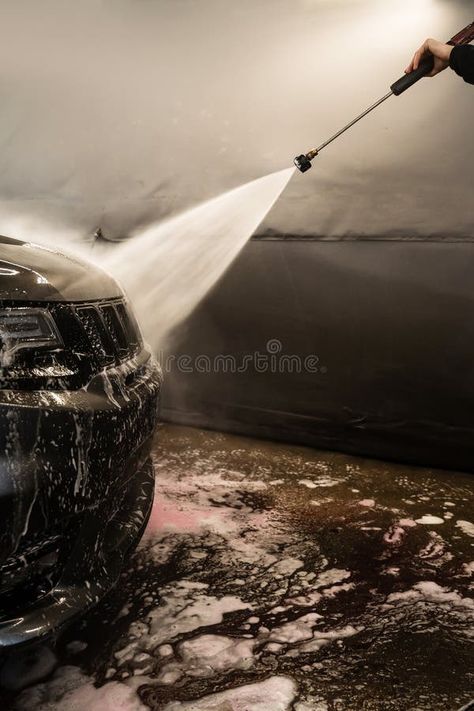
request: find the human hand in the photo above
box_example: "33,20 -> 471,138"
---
405,38 -> 454,77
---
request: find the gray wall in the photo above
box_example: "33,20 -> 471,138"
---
161,237 -> 474,472
0,0 -> 472,242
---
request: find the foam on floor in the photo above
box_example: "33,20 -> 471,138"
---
11,426 -> 474,711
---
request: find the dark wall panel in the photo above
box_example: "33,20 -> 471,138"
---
161,239 -> 474,472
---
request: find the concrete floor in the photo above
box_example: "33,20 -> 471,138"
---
4,424 -> 474,710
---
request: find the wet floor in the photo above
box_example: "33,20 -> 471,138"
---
3,424 -> 474,710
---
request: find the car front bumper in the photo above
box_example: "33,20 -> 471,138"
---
0,349 -> 162,648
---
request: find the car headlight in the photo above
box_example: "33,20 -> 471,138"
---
0,308 -> 63,365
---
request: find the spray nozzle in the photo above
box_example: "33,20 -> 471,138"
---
293,149 -> 318,173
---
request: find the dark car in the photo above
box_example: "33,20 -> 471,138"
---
0,235 -> 162,648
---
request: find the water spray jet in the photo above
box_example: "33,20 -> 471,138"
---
95,167 -> 295,348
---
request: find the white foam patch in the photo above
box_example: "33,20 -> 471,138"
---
418,531 -> 452,565
398,519 -> 417,528
358,499 -> 375,507
310,497 -> 334,507
274,557 -> 304,576
158,634 -> 256,684
125,581 -> 251,656
295,702 -> 328,711
147,469 -> 268,539
297,625 -> 362,654
162,675 -> 296,710
322,583 -> 354,598
286,569 -> 352,607
415,515 -> 444,525
298,479 -> 318,489
314,568 -> 351,588
145,467 -> 282,573
456,520 -> 474,537
269,613 -> 322,644
386,582 -> 474,611
15,666 -> 146,711
463,562 -> 474,576
146,462 -> 275,565
308,476 -> 342,488
383,525 -> 405,545
360,527 -> 381,531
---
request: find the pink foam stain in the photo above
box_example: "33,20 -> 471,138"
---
358,499 -> 375,507
383,518 -> 417,545
383,525 -> 405,545
145,495 -> 203,534
145,494 -> 269,538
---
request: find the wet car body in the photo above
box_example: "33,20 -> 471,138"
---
0,236 -> 162,648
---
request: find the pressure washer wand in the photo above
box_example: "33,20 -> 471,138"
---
294,20 -> 474,172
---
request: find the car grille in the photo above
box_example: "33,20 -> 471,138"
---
74,299 -> 142,367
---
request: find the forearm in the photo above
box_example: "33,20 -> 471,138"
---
449,44 -> 474,85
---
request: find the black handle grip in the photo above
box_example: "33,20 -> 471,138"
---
390,55 -> 434,96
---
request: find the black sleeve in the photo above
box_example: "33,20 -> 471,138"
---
449,44 -> 474,85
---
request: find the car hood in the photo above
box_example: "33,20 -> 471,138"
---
0,236 -> 122,302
